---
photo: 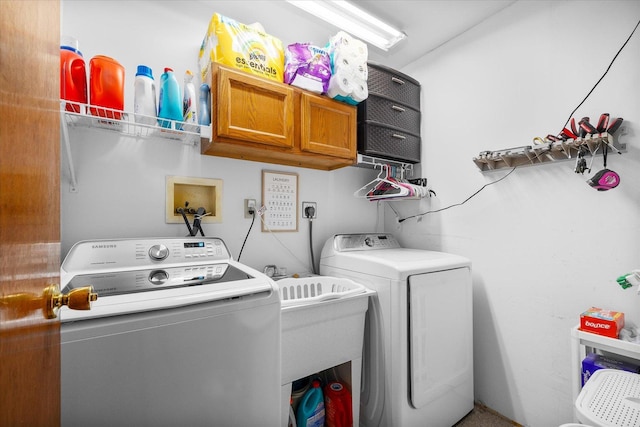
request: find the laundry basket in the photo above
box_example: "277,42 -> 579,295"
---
575,368 -> 640,427
278,277 -> 372,427
277,276 -> 372,383
278,276 -> 366,306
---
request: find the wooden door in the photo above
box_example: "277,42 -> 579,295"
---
0,1 -> 61,426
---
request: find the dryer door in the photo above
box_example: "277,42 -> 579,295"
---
408,267 -> 473,409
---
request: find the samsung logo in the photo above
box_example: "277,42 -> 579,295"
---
92,244 -> 117,249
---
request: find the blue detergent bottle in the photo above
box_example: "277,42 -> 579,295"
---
297,380 -> 325,427
157,67 -> 182,128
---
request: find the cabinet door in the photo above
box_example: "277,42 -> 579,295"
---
216,66 -> 295,148
300,92 -> 356,159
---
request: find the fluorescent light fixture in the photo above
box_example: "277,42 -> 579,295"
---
286,0 -> 407,51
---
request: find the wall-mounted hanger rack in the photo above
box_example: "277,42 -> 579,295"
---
356,153 -> 415,177
354,163 -> 431,201
472,133 -> 626,172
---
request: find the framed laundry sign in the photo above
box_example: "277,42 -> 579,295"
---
261,170 -> 298,232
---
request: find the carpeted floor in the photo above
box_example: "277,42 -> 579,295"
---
453,403 -> 521,426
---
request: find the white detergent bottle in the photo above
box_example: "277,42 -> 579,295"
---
182,69 -> 197,131
133,65 -> 157,125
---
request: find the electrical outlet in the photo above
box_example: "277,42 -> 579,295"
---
244,199 -> 256,218
302,201 -> 317,219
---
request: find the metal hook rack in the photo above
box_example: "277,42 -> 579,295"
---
472,133 -> 626,172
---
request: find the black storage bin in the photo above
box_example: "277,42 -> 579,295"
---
358,121 -> 421,163
366,62 -> 421,110
358,94 -> 421,136
357,62 -> 422,163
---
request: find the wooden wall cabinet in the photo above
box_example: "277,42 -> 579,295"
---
201,63 -> 357,170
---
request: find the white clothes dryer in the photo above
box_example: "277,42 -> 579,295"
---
320,233 -> 473,427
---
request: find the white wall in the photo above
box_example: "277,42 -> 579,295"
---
62,1 -> 640,426
399,1 -> 640,425
60,1 -> 381,274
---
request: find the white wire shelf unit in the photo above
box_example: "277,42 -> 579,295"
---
473,133 -> 626,172
61,101 -> 201,143
61,101 -> 207,192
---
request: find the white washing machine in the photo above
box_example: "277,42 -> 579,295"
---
60,237 -> 281,427
320,233 -> 473,427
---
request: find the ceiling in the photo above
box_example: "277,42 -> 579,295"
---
358,0 -> 518,67
197,0 -> 518,70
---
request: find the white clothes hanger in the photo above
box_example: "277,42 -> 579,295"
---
354,164 -> 410,199
354,163 -> 434,201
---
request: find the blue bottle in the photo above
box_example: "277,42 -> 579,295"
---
157,67 -> 182,129
296,380 -> 325,427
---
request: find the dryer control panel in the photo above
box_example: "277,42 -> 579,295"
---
333,233 -> 401,252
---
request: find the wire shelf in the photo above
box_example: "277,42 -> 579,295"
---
60,101 -> 209,193
61,101 -> 201,145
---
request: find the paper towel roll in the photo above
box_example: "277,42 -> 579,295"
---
327,70 -> 368,104
333,42 -> 366,60
351,61 -> 368,81
329,31 -> 367,56
350,38 -> 368,58
326,31 -> 369,103
329,31 -> 353,49
329,33 -> 368,82
350,78 -> 368,102
332,51 -> 353,73
329,32 -> 367,64
327,71 -> 353,99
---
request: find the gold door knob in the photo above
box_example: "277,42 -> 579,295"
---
0,284 -> 98,321
44,284 -> 98,319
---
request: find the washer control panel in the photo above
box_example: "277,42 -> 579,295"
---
62,238 -> 231,273
333,233 -> 401,252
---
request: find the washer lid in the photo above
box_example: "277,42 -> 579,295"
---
320,247 -> 470,279
59,264 -> 274,322
63,262 -> 251,297
59,237 -> 277,322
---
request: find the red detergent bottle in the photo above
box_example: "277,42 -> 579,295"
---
60,36 -> 87,113
89,55 -> 124,119
324,381 -> 352,427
